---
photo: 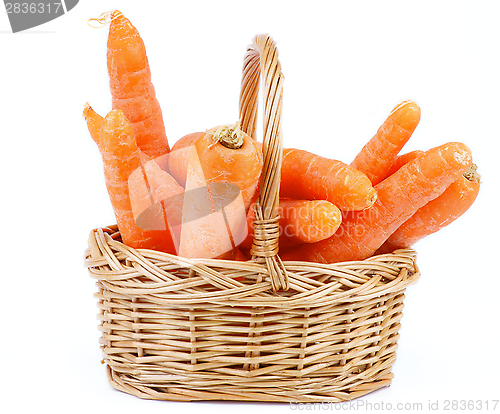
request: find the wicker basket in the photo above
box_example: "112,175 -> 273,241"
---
84,34 -> 420,402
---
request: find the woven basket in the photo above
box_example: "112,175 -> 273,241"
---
84,34 -> 420,402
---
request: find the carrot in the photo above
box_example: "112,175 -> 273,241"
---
234,248 -> 248,261
178,144 -> 248,258
107,11 -> 169,160
280,148 -> 377,211
281,142 -> 473,263
128,159 -> 185,249
168,132 -> 204,187
385,150 -> 424,178
241,199 -> 342,249
379,164 -> 480,252
96,109 -> 178,253
351,101 -> 421,185
168,122 -> 263,209
83,103 -> 103,145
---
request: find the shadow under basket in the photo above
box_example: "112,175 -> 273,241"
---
84,225 -> 420,402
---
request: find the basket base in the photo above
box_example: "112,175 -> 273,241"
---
106,365 -> 393,403
87,229 -> 419,404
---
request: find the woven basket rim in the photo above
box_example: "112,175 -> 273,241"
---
85,226 -> 420,306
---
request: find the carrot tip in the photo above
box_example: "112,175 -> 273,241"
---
88,10 -> 123,29
366,190 -> 378,210
389,100 -> 412,115
464,163 -> 481,183
82,102 -> 91,119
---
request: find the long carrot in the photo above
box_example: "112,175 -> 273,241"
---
168,122 -> 263,209
351,101 -> 421,185
280,148 -> 377,211
385,149 -> 424,178
96,109 -> 178,253
107,11 -> 169,160
241,199 -> 342,249
281,142 -> 473,263
378,164 -> 480,252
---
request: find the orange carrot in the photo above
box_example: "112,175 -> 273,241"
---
107,11 -> 169,159
96,109 -> 178,253
128,159 -> 185,249
351,101 -> 421,185
379,164 -> 480,252
83,103 -> 103,145
178,144 -> 248,259
168,132 -> 204,187
238,247 -> 252,261
281,142 -> 473,263
234,248 -> 248,261
241,199 -> 342,249
168,122 -> 263,209
280,148 -> 377,211
385,150 -> 424,178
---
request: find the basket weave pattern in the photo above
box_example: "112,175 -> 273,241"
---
84,35 -> 420,402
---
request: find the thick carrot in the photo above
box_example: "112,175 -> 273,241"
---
281,142 -> 473,263
168,123 -> 263,209
351,101 -> 421,185
379,164 -> 480,252
385,150 -> 424,178
107,11 -> 169,159
97,109 -> 177,253
168,132 -> 204,187
241,199 -> 342,249
280,148 -> 377,211
178,144 -> 247,259
83,103 -> 103,145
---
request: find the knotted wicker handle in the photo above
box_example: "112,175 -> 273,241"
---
239,34 -> 288,291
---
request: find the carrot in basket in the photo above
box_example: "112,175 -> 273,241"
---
351,101 -> 421,185
234,248 -> 248,261
97,109 -> 178,253
281,142 -> 473,263
385,149 -> 424,177
83,103 -> 103,145
168,132 -> 204,186
107,10 -> 169,160
378,164 -> 481,253
280,148 -> 377,211
168,122 -> 263,208
128,158 -> 185,248
241,199 -> 342,249
178,144 -> 248,259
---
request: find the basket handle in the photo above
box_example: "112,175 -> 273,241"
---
239,34 -> 289,291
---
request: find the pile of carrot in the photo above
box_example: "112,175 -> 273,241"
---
84,10 -> 481,266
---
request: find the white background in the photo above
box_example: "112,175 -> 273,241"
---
1,1 -> 499,413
